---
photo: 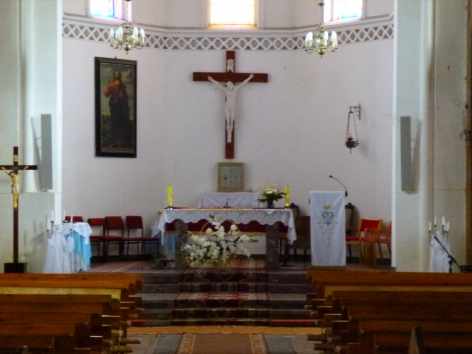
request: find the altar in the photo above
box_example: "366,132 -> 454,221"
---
152,208 -> 296,270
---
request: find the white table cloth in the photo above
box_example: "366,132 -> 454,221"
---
152,208 -> 297,244
43,222 -> 92,273
197,192 -> 260,209
310,191 -> 346,266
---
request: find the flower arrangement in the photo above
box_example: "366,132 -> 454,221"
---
259,186 -> 286,208
182,218 -> 251,268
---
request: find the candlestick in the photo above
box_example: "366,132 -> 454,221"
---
167,184 -> 174,208
284,185 -> 291,208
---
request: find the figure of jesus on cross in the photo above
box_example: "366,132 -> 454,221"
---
0,146 -> 37,273
193,51 -> 269,159
208,74 -> 254,144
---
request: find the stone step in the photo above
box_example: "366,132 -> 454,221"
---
131,318 -> 317,327
170,307 -> 315,320
142,271 -> 309,284
142,282 -> 311,294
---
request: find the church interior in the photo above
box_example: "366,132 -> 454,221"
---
0,0 -> 471,353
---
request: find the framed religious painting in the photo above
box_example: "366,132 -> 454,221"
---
217,162 -> 245,192
95,57 -> 137,158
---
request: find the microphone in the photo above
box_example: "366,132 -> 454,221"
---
329,174 -> 348,197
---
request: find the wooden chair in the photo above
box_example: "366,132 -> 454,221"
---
293,215 -> 311,265
125,216 -> 144,256
345,203 -> 358,263
104,216 -> 125,258
358,218 -> 383,265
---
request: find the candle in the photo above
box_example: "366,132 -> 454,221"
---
441,216 -> 446,227
284,185 -> 291,208
428,222 -> 432,232
433,216 -> 437,226
167,184 -> 174,208
446,222 -> 451,232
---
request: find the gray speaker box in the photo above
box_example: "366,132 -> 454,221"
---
39,114 -> 53,191
400,116 -> 414,192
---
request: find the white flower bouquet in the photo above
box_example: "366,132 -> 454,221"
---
182,218 -> 251,267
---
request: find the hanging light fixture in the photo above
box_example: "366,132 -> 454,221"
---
345,105 -> 361,153
304,1 -> 338,56
109,0 -> 145,54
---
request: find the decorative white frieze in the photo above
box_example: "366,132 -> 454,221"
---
63,16 -> 394,51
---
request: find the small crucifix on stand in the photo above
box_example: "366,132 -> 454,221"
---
193,50 -> 269,159
0,146 -> 37,273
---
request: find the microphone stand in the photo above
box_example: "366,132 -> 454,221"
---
432,234 -> 460,273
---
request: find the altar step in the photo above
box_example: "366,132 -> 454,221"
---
132,318 -> 317,327
143,282 -> 311,294
135,269 -> 314,327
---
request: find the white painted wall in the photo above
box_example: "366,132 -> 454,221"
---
393,0 -> 467,271
64,0 -> 394,28
63,36 -> 393,232
431,0 -> 467,266
0,0 -> 61,271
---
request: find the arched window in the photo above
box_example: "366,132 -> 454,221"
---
209,0 -> 257,29
324,0 -> 364,24
90,0 -> 128,21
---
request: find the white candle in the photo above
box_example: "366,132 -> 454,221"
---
434,216 -> 438,226
428,222 -> 432,232
441,216 -> 446,227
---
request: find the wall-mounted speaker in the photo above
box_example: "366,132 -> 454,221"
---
39,114 -> 53,191
400,116 -> 414,192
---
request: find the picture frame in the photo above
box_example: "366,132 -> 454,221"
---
217,162 -> 245,192
95,57 -> 137,158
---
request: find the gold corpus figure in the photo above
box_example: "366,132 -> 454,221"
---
9,172 -> 19,209
0,170 -> 19,209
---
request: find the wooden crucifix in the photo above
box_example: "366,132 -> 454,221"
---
0,146 -> 37,273
193,50 -> 269,159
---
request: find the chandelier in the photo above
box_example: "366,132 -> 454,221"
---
109,0 -> 145,54
304,1 -> 338,56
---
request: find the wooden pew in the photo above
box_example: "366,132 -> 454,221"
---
306,270 -> 472,354
0,274 -> 142,353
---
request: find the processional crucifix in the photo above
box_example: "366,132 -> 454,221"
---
0,146 -> 37,273
193,50 -> 269,159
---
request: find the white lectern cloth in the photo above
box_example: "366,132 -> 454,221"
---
310,191 -> 346,266
430,231 -> 450,273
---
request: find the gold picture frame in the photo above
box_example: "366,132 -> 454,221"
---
217,162 -> 244,192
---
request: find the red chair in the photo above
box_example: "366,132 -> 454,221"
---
88,218 -> 105,259
359,218 -> 383,265
125,216 -> 144,255
64,216 -> 84,223
104,216 -> 125,258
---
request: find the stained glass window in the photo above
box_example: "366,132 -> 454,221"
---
324,0 -> 364,24
209,0 -> 257,29
90,0 -> 124,20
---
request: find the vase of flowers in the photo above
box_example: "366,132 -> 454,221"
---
181,218 -> 251,268
259,186 -> 285,209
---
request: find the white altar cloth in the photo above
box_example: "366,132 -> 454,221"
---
310,191 -> 346,266
430,231 -> 450,273
43,222 -> 92,273
152,208 -> 297,244
197,192 -> 259,209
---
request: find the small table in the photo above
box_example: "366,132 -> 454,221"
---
152,208 -> 296,270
